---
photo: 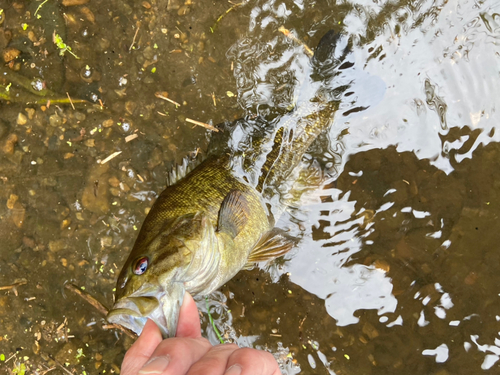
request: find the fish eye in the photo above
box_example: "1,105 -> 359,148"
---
133,257 -> 148,275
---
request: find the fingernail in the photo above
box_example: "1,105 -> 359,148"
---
138,355 -> 170,374
224,364 -> 242,375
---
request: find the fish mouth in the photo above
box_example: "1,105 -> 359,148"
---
107,296 -> 169,337
107,282 -> 186,338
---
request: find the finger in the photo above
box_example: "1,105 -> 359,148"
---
185,344 -> 239,375
225,348 -> 282,375
137,336 -> 212,375
121,319 -> 163,375
176,291 -> 201,338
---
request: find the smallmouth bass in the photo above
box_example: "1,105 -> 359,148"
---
107,30 -> 351,338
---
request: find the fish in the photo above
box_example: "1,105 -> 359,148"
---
107,30 -> 352,338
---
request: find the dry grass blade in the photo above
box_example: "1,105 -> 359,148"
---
0,279 -> 27,290
100,151 -> 122,164
186,118 -> 219,132
155,91 -> 181,107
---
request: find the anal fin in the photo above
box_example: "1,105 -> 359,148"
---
244,228 -> 297,270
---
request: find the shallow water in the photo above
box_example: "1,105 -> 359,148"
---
1,0 -> 500,373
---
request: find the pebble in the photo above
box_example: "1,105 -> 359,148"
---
6,194 -> 18,209
2,47 -> 20,63
25,108 -> 35,120
103,119 -> 114,128
108,176 -> 120,187
48,239 -> 68,253
16,113 -> 27,125
49,113 -> 63,127
2,133 -> 17,154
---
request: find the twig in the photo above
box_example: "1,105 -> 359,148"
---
64,284 -> 137,339
211,2 -> 246,33
66,92 -> 75,110
0,279 -> 27,291
155,92 -> 181,107
125,134 -> 138,142
100,151 -> 122,164
278,26 -> 313,57
102,324 -> 137,339
5,352 -> 16,363
40,367 -> 56,375
65,284 -> 108,315
186,118 -> 219,132
129,27 -> 140,51
52,357 -> 73,375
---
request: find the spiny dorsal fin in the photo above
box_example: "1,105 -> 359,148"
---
244,228 -> 296,270
217,190 -> 249,238
166,153 -> 204,186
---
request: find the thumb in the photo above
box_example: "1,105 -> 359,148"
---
175,291 -> 201,338
121,319 -> 162,375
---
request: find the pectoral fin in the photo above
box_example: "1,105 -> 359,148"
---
217,190 -> 249,238
244,228 -> 296,270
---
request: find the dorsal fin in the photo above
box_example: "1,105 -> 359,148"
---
166,152 -> 204,186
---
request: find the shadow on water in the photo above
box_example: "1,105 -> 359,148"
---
0,0 -> 500,373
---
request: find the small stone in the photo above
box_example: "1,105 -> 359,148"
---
79,6 -> 95,23
16,113 -> 27,125
2,47 -> 21,63
63,153 -> 75,159
109,187 -> 120,196
100,236 -> 112,248
61,219 -> 71,230
142,1 -> 151,8
95,353 -> 103,361
6,194 -> 18,209
74,112 -> 86,121
25,108 -> 36,120
49,114 -> 63,127
61,258 -> 68,267
3,133 -> 18,154
119,182 -> 130,192
102,119 -> 114,128
48,239 -> 68,253
27,31 -> 37,43
84,139 -> 95,147
108,176 -> 120,187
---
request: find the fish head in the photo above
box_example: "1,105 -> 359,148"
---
107,212 -> 212,338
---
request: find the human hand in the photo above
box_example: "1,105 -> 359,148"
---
121,292 -> 282,375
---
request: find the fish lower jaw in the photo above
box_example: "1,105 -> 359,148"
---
106,309 -> 148,336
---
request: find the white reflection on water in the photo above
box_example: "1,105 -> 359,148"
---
282,190 -> 398,326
